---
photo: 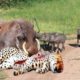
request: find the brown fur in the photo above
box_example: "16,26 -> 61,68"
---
0,19 -> 38,55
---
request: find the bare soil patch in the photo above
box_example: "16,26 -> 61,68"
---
4,39 -> 80,80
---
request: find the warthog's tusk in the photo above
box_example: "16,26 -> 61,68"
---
22,39 -> 40,55
22,41 -> 29,55
36,38 -> 40,51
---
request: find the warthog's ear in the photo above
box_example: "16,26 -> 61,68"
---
16,23 -> 21,29
16,23 -> 24,34
11,23 -> 21,33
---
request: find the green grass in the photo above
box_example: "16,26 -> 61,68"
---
0,0 -> 80,34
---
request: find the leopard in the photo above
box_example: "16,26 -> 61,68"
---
13,53 -> 49,75
13,50 -> 63,76
0,47 -> 63,75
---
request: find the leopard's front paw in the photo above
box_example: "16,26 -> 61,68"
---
13,70 -> 19,76
36,68 -> 41,73
41,68 -> 48,73
36,68 -> 48,74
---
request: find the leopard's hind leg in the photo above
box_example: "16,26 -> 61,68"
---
36,61 -> 49,74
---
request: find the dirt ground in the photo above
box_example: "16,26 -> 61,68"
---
3,39 -> 80,80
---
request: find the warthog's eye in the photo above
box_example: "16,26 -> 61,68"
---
33,36 -> 36,41
17,36 -> 28,42
17,36 -> 23,41
22,37 -> 27,41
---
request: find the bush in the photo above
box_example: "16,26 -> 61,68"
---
0,0 -> 53,8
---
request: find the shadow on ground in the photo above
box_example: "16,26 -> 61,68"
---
69,44 -> 80,47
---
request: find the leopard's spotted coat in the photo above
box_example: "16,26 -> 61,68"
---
0,47 -> 63,76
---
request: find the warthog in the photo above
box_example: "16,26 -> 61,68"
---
0,19 -> 40,56
49,33 -> 66,51
77,28 -> 80,45
36,32 -> 66,51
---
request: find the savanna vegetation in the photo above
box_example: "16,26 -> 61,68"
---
0,0 -> 80,34
0,0 -> 79,79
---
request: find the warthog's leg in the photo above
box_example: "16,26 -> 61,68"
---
77,39 -> 79,46
52,42 -> 55,51
77,34 -> 80,46
57,43 -> 59,50
62,42 -> 65,50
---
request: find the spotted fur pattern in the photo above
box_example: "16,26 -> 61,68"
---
0,47 -> 28,69
13,53 -> 50,75
13,52 -> 63,76
0,47 -> 18,63
0,47 -> 63,76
